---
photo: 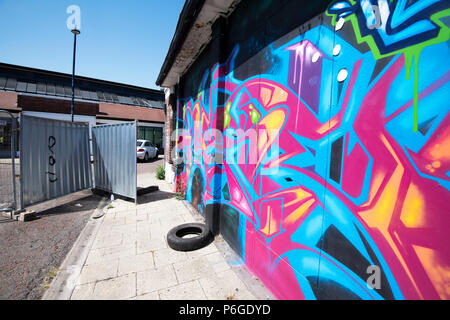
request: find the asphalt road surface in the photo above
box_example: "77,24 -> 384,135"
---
137,154 -> 164,176
0,193 -> 107,300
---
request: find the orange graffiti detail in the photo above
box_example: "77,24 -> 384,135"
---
400,184 -> 425,228
284,198 -> 316,225
413,245 -> 450,300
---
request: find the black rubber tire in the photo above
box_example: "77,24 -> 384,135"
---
167,223 -> 214,252
144,152 -> 149,162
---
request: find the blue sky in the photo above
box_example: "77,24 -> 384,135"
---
0,0 -> 184,89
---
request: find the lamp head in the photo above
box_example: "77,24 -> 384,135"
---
71,29 -> 80,35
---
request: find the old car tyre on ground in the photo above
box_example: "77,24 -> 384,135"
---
167,223 -> 214,251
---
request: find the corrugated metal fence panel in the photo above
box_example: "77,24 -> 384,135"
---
92,121 -> 136,201
0,111 -> 17,212
20,115 -> 92,207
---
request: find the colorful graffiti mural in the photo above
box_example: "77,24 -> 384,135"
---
175,0 -> 450,300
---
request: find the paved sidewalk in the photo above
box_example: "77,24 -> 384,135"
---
44,174 -> 273,300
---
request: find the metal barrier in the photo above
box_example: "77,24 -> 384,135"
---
11,115 -> 137,213
20,115 -> 92,207
0,110 -> 18,217
92,121 -> 137,202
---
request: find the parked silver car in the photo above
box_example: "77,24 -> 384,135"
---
137,140 -> 158,161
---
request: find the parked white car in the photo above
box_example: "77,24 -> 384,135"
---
137,140 -> 158,161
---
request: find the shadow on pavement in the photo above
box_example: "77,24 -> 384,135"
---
92,185 -> 175,206
34,194 -> 108,219
137,185 -> 159,196
136,190 -> 176,205
137,155 -> 162,164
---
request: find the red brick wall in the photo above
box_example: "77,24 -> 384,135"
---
0,90 -> 19,112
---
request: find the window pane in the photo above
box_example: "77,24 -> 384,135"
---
64,86 -> 72,96
145,128 -> 153,143
154,128 -> 163,148
138,127 -> 145,140
5,78 -> 17,90
26,82 -> 37,93
81,90 -> 91,99
55,85 -> 65,96
104,92 -> 113,102
74,88 -> 82,98
46,83 -> 56,95
16,81 -> 27,92
97,91 -> 105,101
0,77 -> 6,89
89,91 -> 98,100
118,95 -> 133,104
37,82 -> 46,94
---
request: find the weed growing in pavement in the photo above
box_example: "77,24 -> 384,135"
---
156,164 -> 165,180
175,179 -> 186,200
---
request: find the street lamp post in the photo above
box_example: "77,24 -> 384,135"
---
70,28 -> 80,122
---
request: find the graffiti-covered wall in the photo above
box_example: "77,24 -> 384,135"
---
174,0 -> 450,300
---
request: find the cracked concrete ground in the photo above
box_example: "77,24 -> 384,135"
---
0,191 -> 108,300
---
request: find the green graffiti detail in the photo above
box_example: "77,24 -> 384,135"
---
250,104 -> 261,124
326,5 -> 450,132
224,102 -> 232,128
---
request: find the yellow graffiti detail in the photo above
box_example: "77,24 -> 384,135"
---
269,87 -> 288,106
317,119 -> 338,134
400,184 -> 425,228
361,134 -> 424,298
284,198 -> 316,225
261,206 -> 278,237
260,87 -> 272,107
413,245 -> 450,300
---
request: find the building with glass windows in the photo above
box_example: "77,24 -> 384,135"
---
0,62 -> 165,153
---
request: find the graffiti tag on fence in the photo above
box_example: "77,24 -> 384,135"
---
47,136 -> 58,183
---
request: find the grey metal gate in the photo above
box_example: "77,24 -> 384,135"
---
20,115 -> 92,207
0,110 -> 18,216
18,115 -> 137,209
92,121 -> 137,202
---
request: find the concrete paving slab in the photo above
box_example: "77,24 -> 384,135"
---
85,243 -> 136,265
173,256 -> 216,284
186,243 -> 219,259
91,234 -> 123,249
204,252 -> 231,274
199,269 -> 256,300
122,230 -> 151,245
153,248 -> 189,267
137,237 -> 167,254
78,259 -> 119,285
137,265 -> 178,295
130,291 -> 160,300
71,283 -> 95,300
158,280 -> 207,300
118,252 -> 155,276
91,273 -> 136,300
